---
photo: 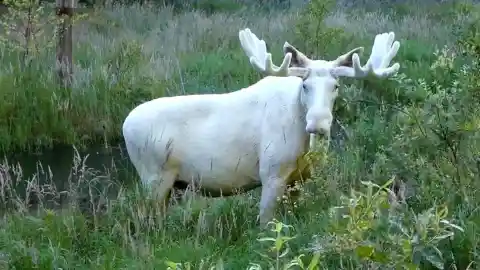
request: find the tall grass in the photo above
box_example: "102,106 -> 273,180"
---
0,2 -> 296,153
0,0 -> 479,269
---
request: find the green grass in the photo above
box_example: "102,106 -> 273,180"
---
1,0 -> 480,269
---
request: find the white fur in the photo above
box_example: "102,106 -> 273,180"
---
122,28 -> 401,227
123,76 -> 310,225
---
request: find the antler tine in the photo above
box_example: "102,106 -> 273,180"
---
334,31 -> 401,79
239,28 -> 291,77
349,53 -> 370,78
367,31 -> 401,78
264,51 -> 291,76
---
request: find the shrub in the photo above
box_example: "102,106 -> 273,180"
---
294,0 -> 353,58
165,180 -> 464,269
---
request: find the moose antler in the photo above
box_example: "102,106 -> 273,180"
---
239,28 -> 310,78
332,32 -> 401,78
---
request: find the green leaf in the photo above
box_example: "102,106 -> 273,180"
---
279,246 -> 290,258
275,221 -> 284,232
307,253 -> 321,270
380,177 -> 395,188
275,238 -> 285,251
357,220 -> 371,231
433,232 -> 454,242
423,250 -> 444,270
280,236 -> 296,242
257,237 -> 276,242
284,254 -> 304,270
164,261 -> 181,269
247,263 -> 262,270
402,239 -> 412,254
371,251 -> 389,264
437,205 -> 448,219
440,220 -> 465,232
355,245 -> 375,259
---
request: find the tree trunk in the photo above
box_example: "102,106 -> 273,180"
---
55,0 -> 75,88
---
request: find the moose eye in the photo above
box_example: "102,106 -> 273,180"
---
302,84 -> 309,93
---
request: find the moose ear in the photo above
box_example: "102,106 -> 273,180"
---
333,47 -> 364,67
283,42 -> 311,68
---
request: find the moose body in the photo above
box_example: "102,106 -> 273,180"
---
122,28 -> 401,226
122,75 -> 309,196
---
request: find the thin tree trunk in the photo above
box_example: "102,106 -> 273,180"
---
55,0 -> 75,88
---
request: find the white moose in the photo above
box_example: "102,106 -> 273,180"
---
121,28 -> 401,227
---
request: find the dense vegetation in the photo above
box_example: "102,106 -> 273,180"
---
0,0 -> 479,269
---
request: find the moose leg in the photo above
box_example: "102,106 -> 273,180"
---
151,169 -> 178,217
259,178 -> 287,227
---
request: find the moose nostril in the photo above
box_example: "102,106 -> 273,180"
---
318,128 -> 330,137
305,121 -> 317,134
306,126 -> 316,134
306,117 -> 332,135
306,126 -> 330,136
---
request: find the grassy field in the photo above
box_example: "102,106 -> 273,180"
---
1,0 -> 480,269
